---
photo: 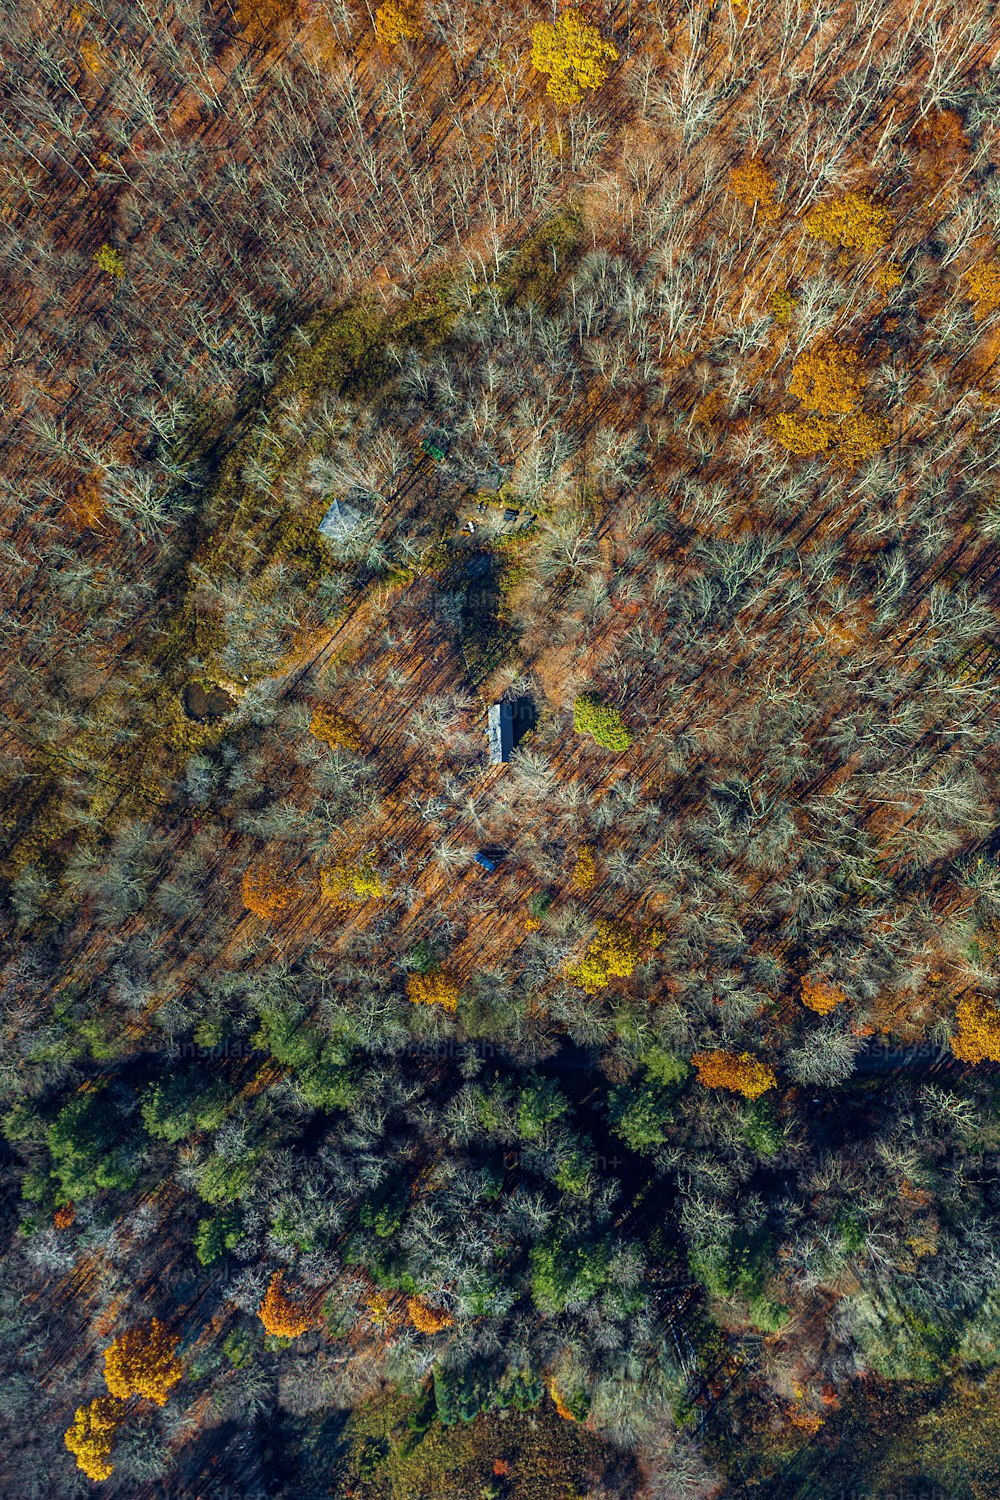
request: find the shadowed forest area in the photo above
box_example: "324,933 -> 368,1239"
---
4,0 -> 1000,1495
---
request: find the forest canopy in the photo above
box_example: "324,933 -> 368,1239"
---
1,0 -> 1000,1497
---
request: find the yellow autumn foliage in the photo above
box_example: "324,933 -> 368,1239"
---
767,413 -> 833,455
65,1396 -> 126,1483
770,288 -> 798,326
789,341 -> 864,415
572,845 -> 596,891
965,261 -> 1000,321
375,0 -> 421,45
367,1291 -> 393,1327
406,968 -> 462,1011
103,1319 -> 182,1405
832,411 -> 891,464
321,854 -> 385,902
530,10 -> 618,107
565,919 -> 643,993
804,191 -> 893,253
951,994 -> 1000,1063
94,244 -> 125,279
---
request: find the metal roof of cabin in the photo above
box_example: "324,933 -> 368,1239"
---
488,701 -> 515,764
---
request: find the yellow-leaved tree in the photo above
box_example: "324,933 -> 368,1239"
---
769,338 -> 890,463
65,1396 -> 126,1483
951,994 -> 1000,1063
321,853 -> 385,902
530,10 -> 618,107
406,968 -> 462,1011
565,920 -> 643,993
804,191 -> 893,253
571,845 -> 596,891
965,261 -> 1000,321
103,1319 -> 183,1405
788,340 -> 863,415
375,0 -> 422,46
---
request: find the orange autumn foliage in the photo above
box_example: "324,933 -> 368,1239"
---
258,1271 -> 317,1338
801,978 -> 847,1015
241,861 -> 299,919
54,1200 -> 76,1229
65,469 -> 106,529
727,158 -> 780,224
103,1319 -> 182,1405
692,1049 -> 777,1099
407,1297 -> 454,1333
549,1374 -> 577,1421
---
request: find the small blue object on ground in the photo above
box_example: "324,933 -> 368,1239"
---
474,852 -> 497,872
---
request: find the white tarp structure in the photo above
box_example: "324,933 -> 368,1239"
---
318,496 -> 364,541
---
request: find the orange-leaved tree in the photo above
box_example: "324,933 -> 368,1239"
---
241,861 -> 299,919
549,1373 -> 578,1421
258,1271 -> 318,1338
530,10 -> 618,107
64,1395 -> 126,1482
727,159 -> 780,224
103,1319 -> 183,1405
800,978 -> 847,1015
692,1050 -> 777,1099
407,1297 -> 454,1333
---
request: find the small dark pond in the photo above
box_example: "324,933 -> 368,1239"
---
182,682 -> 237,722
